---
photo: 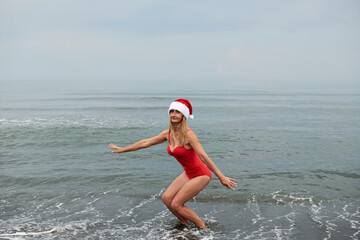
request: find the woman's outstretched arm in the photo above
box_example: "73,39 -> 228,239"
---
186,130 -> 237,190
109,130 -> 168,153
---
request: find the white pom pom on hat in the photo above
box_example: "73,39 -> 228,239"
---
168,99 -> 194,120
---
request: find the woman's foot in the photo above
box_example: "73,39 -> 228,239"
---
180,219 -> 190,225
197,221 -> 208,229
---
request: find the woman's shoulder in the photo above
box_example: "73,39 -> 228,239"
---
185,128 -> 199,144
186,128 -> 194,134
185,128 -> 196,137
160,129 -> 170,138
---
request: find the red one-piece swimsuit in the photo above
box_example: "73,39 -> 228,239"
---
167,129 -> 212,180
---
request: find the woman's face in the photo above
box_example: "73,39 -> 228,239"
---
169,109 -> 184,123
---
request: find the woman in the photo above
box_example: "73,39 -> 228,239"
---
108,99 -> 237,228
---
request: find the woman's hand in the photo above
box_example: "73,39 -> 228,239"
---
219,176 -> 237,190
108,144 -> 124,153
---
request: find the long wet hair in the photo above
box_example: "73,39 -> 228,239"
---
169,115 -> 188,147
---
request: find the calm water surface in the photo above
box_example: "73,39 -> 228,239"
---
0,82 -> 359,239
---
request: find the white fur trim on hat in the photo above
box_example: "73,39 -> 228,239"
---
168,101 -> 193,119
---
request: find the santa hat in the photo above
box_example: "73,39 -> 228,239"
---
168,99 -> 194,120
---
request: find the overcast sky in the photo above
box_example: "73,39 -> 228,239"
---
1,0 -> 359,91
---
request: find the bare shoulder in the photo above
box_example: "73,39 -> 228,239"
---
160,129 -> 170,139
185,128 -> 199,142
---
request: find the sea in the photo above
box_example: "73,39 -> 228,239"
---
0,80 -> 359,240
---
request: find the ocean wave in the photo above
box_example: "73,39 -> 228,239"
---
311,169 -> 360,179
0,117 -> 159,130
83,106 -> 164,111
0,106 -> 165,112
1,189 -> 358,240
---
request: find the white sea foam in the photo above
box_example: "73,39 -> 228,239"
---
122,189 -> 164,217
0,117 -> 159,130
0,228 -> 56,237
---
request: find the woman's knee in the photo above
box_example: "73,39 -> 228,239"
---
170,201 -> 182,211
162,193 -> 172,206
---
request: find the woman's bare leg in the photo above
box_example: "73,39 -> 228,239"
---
162,172 -> 191,224
170,175 -> 211,228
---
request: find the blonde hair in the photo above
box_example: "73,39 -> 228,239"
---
169,116 -> 188,146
